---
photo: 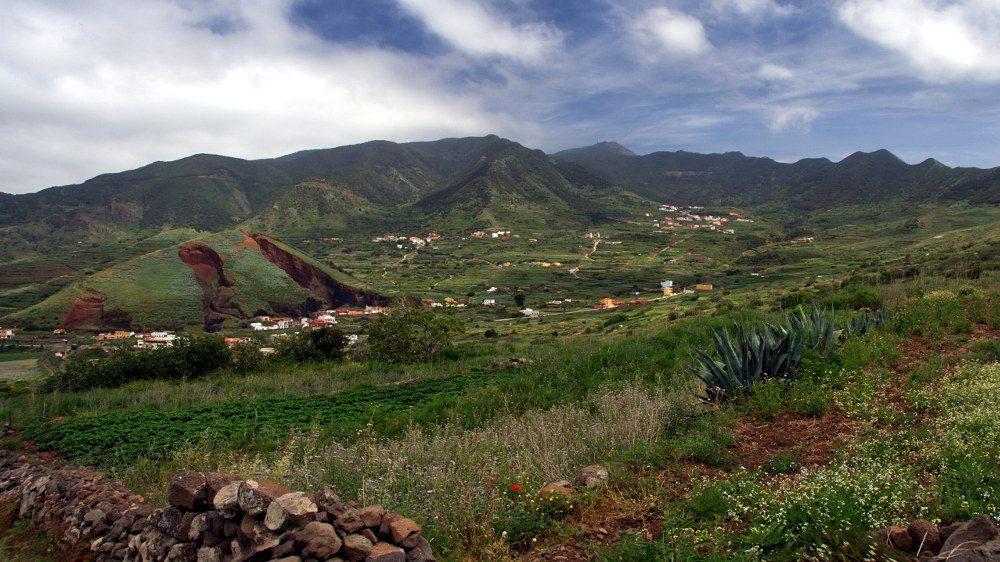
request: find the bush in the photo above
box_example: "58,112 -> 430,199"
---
273,327 -> 349,363
44,335 -> 232,391
367,304 -> 464,364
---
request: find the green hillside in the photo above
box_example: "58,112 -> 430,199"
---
7,230 -> 385,331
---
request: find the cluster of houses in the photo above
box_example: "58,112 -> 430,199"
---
249,307 -> 390,331
469,230 -> 513,239
93,330 -> 178,349
654,206 -> 731,233
0,327 -> 15,340
645,205 -> 759,236
371,232 -> 441,249
595,298 -> 650,310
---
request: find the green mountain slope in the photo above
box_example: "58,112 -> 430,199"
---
7,230 -> 387,332
551,144 -> 1000,210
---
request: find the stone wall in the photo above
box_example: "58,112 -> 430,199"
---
0,453 -> 435,561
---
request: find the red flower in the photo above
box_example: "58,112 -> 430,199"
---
511,484 -> 522,491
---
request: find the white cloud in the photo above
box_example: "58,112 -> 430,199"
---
757,63 -> 794,81
768,106 -> 819,132
630,6 -> 712,59
839,0 -> 1000,82
393,0 -> 562,63
0,0 -> 537,193
711,0 -> 795,18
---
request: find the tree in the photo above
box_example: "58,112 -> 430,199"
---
514,293 -> 526,308
274,327 -> 349,362
367,304 -> 464,364
47,334 -> 232,392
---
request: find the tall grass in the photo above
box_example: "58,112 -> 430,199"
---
130,383 -> 700,559
0,348 -> 507,426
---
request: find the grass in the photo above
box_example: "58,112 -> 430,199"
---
0,502 -> 61,562
3,252 -> 1000,560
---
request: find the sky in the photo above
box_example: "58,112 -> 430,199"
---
3,0 -> 1000,194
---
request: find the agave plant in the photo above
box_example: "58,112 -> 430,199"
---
693,320 -> 807,402
789,303 -> 841,353
845,308 -> 888,337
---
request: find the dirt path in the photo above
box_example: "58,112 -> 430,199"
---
471,258 -> 506,270
525,323 -> 1000,561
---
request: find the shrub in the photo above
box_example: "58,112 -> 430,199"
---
692,322 -> 806,402
45,335 -> 232,391
367,304 -> 465,364
274,327 -> 349,363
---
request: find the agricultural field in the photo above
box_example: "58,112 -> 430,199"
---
2,188 -> 1000,560
3,262 -> 1000,560
0,352 -> 44,382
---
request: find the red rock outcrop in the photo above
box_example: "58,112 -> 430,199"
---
57,290 -> 133,332
178,242 -> 244,332
242,230 -> 390,309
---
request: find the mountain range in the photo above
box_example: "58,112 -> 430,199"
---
2,135 -> 999,331
5,135 -> 1000,256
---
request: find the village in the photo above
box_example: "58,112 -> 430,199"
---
0,204 -> 761,349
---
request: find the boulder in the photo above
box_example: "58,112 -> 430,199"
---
404,535 -> 436,562
908,519 -> 941,554
169,470 -> 208,511
296,521 -> 343,560
367,542 -> 406,562
83,508 -> 106,524
315,486 -> 344,514
238,480 -> 293,517
343,533 -> 374,561
336,507 -> 367,534
189,511 -> 225,542
360,505 -> 386,528
941,514 -> 1000,556
378,514 -> 403,542
387,517 -> 421,544
539,480 -> 575,498
166,542 -> 198,561
888,526 -> 913,551
359,527 -> 378,544
212,482 -> 242,516
573,465 -> 610,489
265,492 -> 318,531
156,506 -> 196,542
204,472 -> 239,499
196,545 -> 222,562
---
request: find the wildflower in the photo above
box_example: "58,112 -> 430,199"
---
511,484 -> 522,491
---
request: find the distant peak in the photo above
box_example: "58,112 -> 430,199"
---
593,141 -> 638,156
552,141 -> 638,159
840,149 -> 906,167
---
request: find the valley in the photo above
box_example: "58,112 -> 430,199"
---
1,136 -> 1000,561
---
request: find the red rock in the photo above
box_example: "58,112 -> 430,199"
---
366,541 -> 405,562
539,480 -> 575,498
343,533 -> 374,560
908,519 -> 941,554
298,521 -> 343,559
387,517 -> 420,544
168,470 -> 208,510
359,505 -> 385,528
889,526 -> 913,551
